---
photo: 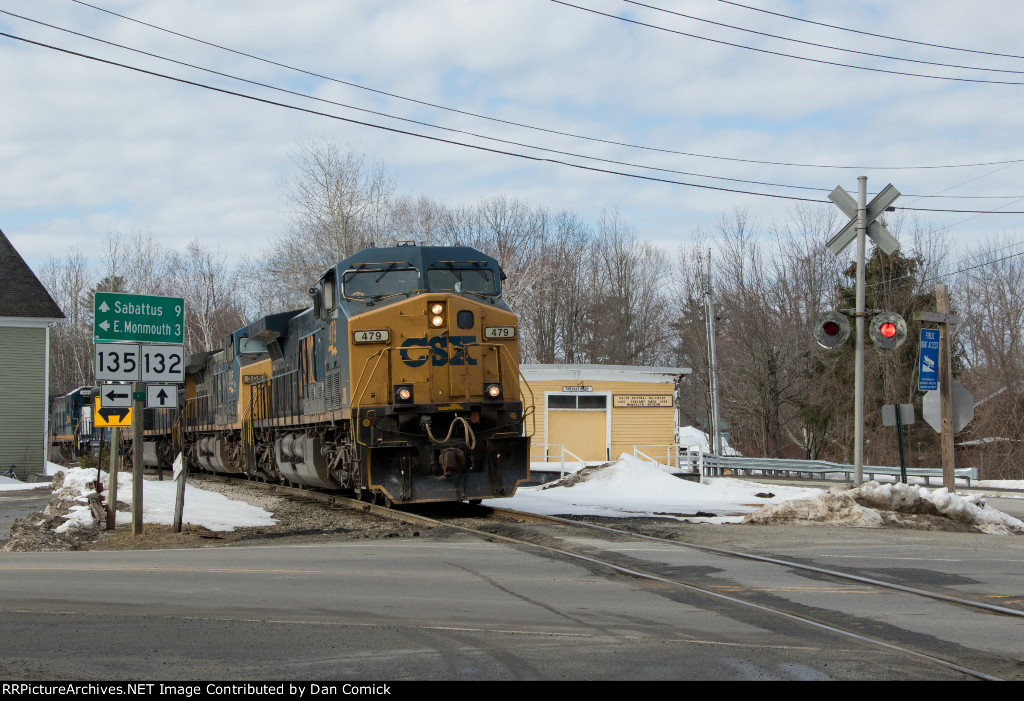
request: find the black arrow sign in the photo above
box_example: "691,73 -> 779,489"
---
98,407 -> 130,423
156,388 -> 168,406
105,389 -> 129,402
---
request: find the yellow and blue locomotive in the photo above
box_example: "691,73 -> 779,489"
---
184,243 -> 531,505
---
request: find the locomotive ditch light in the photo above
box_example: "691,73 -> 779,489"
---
813,310 -> 851,349
394,385 -> 414,404
869,311 -> 908,350
484,383 -> 503,400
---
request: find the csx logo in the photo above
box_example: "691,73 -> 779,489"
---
400,336 -> 477,367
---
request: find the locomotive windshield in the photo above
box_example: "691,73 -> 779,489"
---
427,264 -> 498,296
343,265 -> 421,301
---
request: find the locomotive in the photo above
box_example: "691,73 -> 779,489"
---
50,386 -> 106,459
177,243 -> 531,505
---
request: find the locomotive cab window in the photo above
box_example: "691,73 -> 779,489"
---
343,265 -> 419,300
427,266 -> 497,295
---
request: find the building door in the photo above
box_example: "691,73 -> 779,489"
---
545,393 -> 609,461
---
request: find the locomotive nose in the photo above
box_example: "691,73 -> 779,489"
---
439,447 -> 466,477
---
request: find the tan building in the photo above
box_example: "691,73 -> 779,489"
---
520,364 -> 690,464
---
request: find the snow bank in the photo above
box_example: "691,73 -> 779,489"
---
677,425 -> 741,456
744,481 -> 1024,535
49,466 -> 277,533
489,453 -> 822,521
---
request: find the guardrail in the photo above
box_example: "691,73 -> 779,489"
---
680,449 -> 978,486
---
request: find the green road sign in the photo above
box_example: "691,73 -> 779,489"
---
94,292 -> 184,344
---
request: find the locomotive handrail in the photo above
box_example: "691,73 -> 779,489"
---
350,348 -> 391,447
493,342 -> 536,439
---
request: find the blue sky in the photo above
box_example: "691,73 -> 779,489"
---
3,0 -> 1024,273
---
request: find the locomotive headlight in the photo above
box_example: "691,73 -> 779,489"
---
484,383 -> 502,400
428,302 -> 446,328
394,385 -> 414,404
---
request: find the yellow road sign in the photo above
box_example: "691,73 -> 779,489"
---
94,397 -> 132,428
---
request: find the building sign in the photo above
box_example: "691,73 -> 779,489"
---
613,394 -> 673,408
562,385 -> 593,392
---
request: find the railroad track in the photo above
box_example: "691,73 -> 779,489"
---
192,473 -> 1021,680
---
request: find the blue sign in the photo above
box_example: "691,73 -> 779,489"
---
918,329 -> 940,391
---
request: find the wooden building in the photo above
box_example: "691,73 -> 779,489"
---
0,229 -> 64,478
520,364 -> 690,463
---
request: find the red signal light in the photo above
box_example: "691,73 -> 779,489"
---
868,312 -> 907,349
823,321 -> 841,336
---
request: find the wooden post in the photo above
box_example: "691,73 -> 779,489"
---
936,284 -> 955,491
106,426 -> 119,530
132,381 -> 144,535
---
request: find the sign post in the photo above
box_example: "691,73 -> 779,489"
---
882,404 -> 914,483
914,284 -> 963,491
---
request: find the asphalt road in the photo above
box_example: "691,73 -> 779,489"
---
0,486 -> 51,539
1,521 -> 1022,681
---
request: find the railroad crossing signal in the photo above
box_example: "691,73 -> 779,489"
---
867,311 -> 907,350
814,309 -> 907,350
813,311 -> 851,349
827,183 -> 901,256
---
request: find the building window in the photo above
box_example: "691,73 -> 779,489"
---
547,394 -> 607,409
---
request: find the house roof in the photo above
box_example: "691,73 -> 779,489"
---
0,228 -> 65,319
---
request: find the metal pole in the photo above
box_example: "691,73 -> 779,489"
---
132,381 -> 143,535
705,252 -> 723,456
895,410 -> 907,484
854,176 -> 867,485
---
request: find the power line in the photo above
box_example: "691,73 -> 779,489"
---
4,27 -> 1024,216
65,0 -> 1024,172
12,9 -> 1024,203
0,9 -> 858,197
553,0 -> 1024,86
717,0 -> 1024,62
624,0 -> 1024,76
0,29 -> 826,204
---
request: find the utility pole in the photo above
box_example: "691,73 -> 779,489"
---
705,252 -> 723,456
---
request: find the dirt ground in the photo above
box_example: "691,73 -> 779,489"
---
2,471 -> 1021,553
1,473 -> 434,552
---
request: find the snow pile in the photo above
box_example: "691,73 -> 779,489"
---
745,481 -> 1024,535
677,425 -> 741,456
493,453 -> 822,521
3,465 -> 276,552
2,470 -> 102,552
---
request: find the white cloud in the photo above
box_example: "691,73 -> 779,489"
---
3,0 -> 1024,271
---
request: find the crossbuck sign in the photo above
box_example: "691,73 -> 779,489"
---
826,183 -> 901,256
